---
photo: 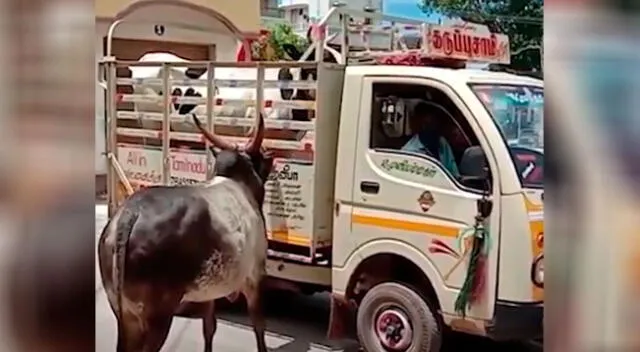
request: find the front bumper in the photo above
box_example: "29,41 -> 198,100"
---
486,300 -> 543,341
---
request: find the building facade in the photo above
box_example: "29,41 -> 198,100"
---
261,0 -> 283,18
277,0 -> 384,33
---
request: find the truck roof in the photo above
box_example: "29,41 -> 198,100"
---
345,65 -> 543,87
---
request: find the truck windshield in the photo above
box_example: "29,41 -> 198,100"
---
469,83 -> 544,188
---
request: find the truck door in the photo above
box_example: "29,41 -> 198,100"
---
348,77 -> 501,320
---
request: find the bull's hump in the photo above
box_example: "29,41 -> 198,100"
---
204,181 -> 260,236
206,176 -> 228,187
202,178 -> 254,209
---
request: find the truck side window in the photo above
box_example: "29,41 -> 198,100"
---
369,82 -> 491,191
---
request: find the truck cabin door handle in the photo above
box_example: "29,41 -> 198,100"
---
360,181 -> 380,194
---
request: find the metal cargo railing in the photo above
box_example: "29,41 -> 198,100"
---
101,60 -> 319,214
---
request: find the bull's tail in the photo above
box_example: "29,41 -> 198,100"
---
113,207 -> 139,352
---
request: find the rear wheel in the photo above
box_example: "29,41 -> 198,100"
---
357,282 -> 442,352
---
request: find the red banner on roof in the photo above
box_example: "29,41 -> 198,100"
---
425,25 -> 511,64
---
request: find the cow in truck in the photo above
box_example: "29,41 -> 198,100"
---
97,112 -> 274,352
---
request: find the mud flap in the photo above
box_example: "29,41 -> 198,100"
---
327,293 -> 358,340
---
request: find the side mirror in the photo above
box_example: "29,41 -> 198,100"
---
381,98 -> 398,126
380,98 -> 404,138
459,146 -> 490,189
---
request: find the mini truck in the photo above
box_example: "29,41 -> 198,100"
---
101,6 -> 543,351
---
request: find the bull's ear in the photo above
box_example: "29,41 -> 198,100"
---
208,146 -> 219,157
282,44 -> 302,60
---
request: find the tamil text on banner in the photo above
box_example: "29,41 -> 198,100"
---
425,25 -> 511,64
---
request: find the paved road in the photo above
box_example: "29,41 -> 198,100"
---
95,204 -> 540,352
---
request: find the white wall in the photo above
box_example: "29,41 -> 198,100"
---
285,0 -> 329,20
278,0 -> 310,10
281,0 -> 383,22
95,14 -> 241,176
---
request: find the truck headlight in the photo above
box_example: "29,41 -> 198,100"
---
531,254 -> 544,288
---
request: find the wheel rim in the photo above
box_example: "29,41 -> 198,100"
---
373,307 -> 413,351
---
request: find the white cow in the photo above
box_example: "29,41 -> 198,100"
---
128,37 -> 342,123
131,52 -> 301,123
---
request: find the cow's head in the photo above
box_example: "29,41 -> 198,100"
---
173,87 -> 202,115
191,113 -> 274,204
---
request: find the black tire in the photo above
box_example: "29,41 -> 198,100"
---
357,282 -> 442,352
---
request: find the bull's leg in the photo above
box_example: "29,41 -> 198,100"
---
140,293 -> 182,352
202,301 -> 217,352
117,312 -> 146,352
141,314 -> 174,352
243,281 -> 267,352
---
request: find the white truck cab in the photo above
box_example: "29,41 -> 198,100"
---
101,6 -> 543,351
327,65 -> 543,347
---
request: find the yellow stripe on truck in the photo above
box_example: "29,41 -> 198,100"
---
351,214 -> 459,238
267,231 -> 311,246
268,214 -> 459,246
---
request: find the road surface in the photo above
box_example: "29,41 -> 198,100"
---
95,204 -> 540,352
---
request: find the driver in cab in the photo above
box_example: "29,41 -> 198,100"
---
402,102 -> 460,178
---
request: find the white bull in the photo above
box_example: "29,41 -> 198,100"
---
129,38 -> 342,123
131,52 -> 302,122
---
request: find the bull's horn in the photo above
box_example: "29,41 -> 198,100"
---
191,114 -> 238,151
244,112 -> 265,153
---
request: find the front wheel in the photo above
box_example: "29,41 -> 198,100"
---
357,282 -> 442,352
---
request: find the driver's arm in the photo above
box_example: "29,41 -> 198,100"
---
401,135 -> 432,156
439,138 -> 460,178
